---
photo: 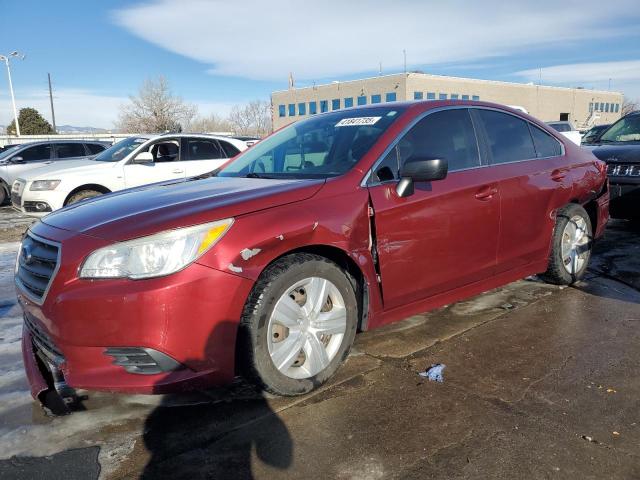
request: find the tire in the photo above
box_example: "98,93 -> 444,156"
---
66,189 -> 102,205
0,182 -> 7,206
540,204 -> 593,285
238,253 -> 358,396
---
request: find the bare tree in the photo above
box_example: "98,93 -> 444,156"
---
228,100 -> 272,137
116,76 -> 197,133
621,96 -> 639,117
186,113 -> 233,134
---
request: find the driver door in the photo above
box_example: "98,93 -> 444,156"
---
123,138 -> 185,188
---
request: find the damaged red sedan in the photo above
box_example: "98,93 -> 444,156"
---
17,101 -> 609,407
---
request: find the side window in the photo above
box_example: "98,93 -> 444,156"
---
149,140 -> 180,162
17,145 -> 52,162
185,139 -> 225,160
55,143 -> 86,159
477,109 -> 536,164
529,125 -> 562,158
397,109 -> 480,172
86,143 -> 106,155
219,141 -> 240,158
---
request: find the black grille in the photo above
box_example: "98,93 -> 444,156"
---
16,233 -> 60,302
11,192 -> 21,208
607,164 -> 640,177
24,314 -> 64,365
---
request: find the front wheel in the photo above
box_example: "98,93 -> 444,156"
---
540,204 -> 593,285
66,189 -> 102,206
239,253 -> 358,396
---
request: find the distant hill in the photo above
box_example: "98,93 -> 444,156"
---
0,124 -> 111,134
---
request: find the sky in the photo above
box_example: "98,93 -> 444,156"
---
0,0 -> 639,129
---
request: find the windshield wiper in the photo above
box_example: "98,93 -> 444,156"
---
244,172 -> 278,179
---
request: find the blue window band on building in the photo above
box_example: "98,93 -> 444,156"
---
439,93 -> 447,100
288,104 -> 295,116
472,95 -> 480,101
344,97 -> 354,108
371,94 -> 381,104
332,99 -> 340,110
451,94 -> 459,100
298,103 -> 306,115
427,92 -> 436,100
309,101 -> 317,114
278,105 -> 286,117
357,96 -> 367,106
462,95 -> 469,100
414,92 -> 423,100
386,92 -> 397,102
320,100 -> 328,112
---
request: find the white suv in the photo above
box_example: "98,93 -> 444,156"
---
12,133 -> 246,216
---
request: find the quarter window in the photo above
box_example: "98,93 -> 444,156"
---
477,109 -> 537,164
86,143 -> 106,155
397,109 -> 480,172
529,125 -> 562,158
56,143 -> 86,159
219,141 -> 240,157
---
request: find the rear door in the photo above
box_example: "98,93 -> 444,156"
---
367,108 -> 500,310
7,144 -> 54,185
473,109 -> 571,272
123,138 -> 186,188
181,138 -> 229,177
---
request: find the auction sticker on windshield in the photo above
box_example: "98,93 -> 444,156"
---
335,117 -> 381,127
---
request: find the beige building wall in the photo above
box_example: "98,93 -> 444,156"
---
272,73 -> 623,130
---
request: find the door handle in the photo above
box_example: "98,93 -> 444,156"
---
475,186 -> 498,201
172,169 -> 184,174
551,169 -> 566,182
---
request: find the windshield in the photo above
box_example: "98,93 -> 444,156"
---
582,125 -> 608,144
219,107 -> 406,179
0,145 -> 21,161
600,115 -> 640,143
94,137 -> 148,162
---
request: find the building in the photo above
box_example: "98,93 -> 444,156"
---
271,72 -> 623,131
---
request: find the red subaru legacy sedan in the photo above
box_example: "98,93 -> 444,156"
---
17,101 -> 608,405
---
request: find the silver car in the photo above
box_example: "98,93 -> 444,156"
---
0,140 -> 109,204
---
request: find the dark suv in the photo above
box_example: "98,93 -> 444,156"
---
590,111 -> 640,220
0,140 -> 110,204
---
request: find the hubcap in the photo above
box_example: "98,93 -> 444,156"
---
267,277 -> 347,379
561,215 -> 590,275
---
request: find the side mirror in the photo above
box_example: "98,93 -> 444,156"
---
396,157 -> 448,198
132,151 -> 154,164
10,156 -> 25,164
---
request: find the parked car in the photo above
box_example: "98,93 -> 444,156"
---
0,143 -> 18,154
546,121 -> 582,145
17,101 -> 608,409
231,135 -> 261,147
0,140 -> 109,205
581,124 -> 611,145
590,111 -> 640,220
11,134 -> 246,215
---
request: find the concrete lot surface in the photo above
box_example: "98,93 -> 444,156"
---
0,218 -> 639,479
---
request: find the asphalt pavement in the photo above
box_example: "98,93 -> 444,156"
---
0,219 -> 639,479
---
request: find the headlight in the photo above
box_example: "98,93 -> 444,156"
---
79,219 -> 234,279
30,180 -> 61,191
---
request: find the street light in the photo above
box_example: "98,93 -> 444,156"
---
0,51 -> 25,136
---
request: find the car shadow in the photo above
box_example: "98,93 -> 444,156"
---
141,321 -> 293,480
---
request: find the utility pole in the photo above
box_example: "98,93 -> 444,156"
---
379,62 -> 382,76
403,49 -> 407,74
48,73 -> 57,133
0,52 -> 24,136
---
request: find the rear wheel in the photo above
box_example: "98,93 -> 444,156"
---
66,189 -> 102,205
541,204 -> 593,285
0,182 -> 8,205
239,253 -> 358,396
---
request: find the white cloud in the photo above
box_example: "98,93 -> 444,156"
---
514,60 -> 640,98
113,0 -> 640,81
0,88 -> 127,129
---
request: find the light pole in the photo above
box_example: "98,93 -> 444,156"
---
0,51 -> 25,136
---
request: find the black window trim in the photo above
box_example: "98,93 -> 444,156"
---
363,105 -> 566,187
182,137 -> 228,162
13,143 -> 54,162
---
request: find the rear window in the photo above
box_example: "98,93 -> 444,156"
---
477,109 -> 536,164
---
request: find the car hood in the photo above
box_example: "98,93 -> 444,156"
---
41,176 -> 325,241
591,144 -> 640,163
18,159 -> 109,180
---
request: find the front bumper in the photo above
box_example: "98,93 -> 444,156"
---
18,222 -> 254,395
609,179 -> 640,220
13,187 -> 66,217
